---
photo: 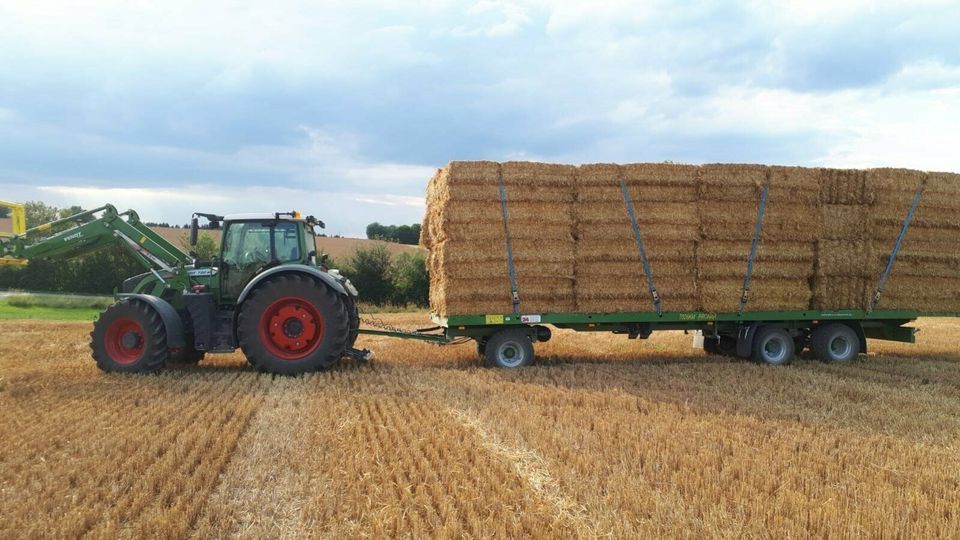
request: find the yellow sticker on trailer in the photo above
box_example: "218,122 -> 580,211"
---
485,314 -> 504,325
139,235 -> 147,244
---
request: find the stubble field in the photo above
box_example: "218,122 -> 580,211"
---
1,314 -> 959,538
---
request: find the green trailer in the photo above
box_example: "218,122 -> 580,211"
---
372,308 -> 932,368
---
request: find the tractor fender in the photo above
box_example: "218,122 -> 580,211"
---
236,264 -> 351,306
115,293 -> 186,349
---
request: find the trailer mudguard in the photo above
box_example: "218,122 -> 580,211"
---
236,264 -> 351,306
115,293 -> 186,349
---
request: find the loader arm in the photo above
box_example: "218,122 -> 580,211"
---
0,204 -> 193,282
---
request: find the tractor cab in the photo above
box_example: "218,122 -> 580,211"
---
190,211 -> 328,302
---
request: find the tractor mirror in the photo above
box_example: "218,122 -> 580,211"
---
190,217 -> 199,246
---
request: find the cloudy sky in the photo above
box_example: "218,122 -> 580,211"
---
2,0 -> 959,236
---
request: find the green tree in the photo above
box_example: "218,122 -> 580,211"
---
23,201 -> 59,228
365,222 -> 422,245
343,245 -> 393,305
178,231 -> 219,260
391,251 -> 428,306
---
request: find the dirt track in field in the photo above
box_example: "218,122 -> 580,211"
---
2,315 -> 959,537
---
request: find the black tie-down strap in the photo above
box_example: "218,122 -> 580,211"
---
869,180 -> 925,312
620,179 -> 662,316
739,184 -> 769,315
498,171 -> 521,315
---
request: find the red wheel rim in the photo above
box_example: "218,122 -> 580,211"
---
104,318 -> 145,365
258,297 -> 325,360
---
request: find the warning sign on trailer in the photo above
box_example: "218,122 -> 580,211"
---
520,315 -> 541,324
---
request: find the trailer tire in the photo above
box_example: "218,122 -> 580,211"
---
484,329 -> 534,368
752,326 -> 794,366
90,300 -> 169,373
704,336 -> 737,356
812,323 -> 860,363
238,274 -> 349,375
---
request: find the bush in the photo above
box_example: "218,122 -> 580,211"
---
391,251 -> 428,306
342,245 -> 394,305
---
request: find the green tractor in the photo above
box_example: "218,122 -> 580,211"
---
0,205 -> 366,374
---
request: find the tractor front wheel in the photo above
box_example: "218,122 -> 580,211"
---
90,300 -> 169,373
237,274 -> 349,375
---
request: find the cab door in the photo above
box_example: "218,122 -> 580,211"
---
220,221 -> 273,302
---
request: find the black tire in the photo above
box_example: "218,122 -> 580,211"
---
343,295 -> 360,349
237,274 -> 349,375
752,326 -> 795,366
811,323 -> 860,363
484,329 -> 534,368
90,300 -> 168,373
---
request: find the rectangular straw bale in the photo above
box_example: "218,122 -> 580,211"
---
577,201 -> 698,226
699,201 -> 820,241
575,260 -> 694,279
442,161 -> 502,185
812,277 -> 870,310
431,276 -> 575,315
699,278 -> 812,312
819,169 -> 871,205
578,221 -> 699,242
876,276 -> 960,312
697,240 -> 815,262
436,221 -> 573,243
501,161 -> 576,187
622,163 -> 699,185
817,241 -> 873,277
870,224 -> 960,246
866,168 -> 925,205
921,172 -> 960,209
575,163 -> 623,184
700,163 -> 768,187
576,275 -> 697,298
429,240 -> 573,266
576,239 -> 698,262
576,295 -> 699,313
884,254 -> 960,278
434,182 -> 575,203
578,183 -> 698,203
698,260 -> 813,280
871,202 -> 960,229
432,200 -> 571,224
820,205 -> 867,240
767,166 -> 821,205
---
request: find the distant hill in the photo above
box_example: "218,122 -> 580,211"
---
149,226 -> 423,262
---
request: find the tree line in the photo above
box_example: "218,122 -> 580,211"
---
366,222 -> 421,245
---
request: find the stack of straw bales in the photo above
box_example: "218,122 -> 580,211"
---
812,169 -> 873,309
421,161 -> 576,315
866,169 -> 960,312
575,163 -> 699,313
422,161 -> 960,316
697,164 -> 820,312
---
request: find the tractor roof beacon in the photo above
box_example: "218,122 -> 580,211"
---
0,204 -> 367,374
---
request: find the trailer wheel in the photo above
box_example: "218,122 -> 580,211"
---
812,323 -> 860,363
238,273 -> 349,375
484,329 -> 534,368
752,326 -> 794,366
90,300 -> 168,373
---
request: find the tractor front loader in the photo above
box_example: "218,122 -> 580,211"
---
0,204 -> 365,375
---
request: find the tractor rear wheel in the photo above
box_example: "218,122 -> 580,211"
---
90,300 -> 168,373
237,274 -> 349,375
